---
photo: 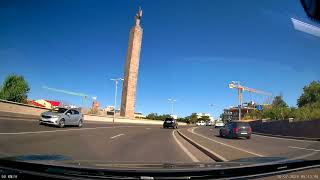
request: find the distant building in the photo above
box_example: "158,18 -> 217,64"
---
103,106 -> 114,112
135,112 -> 146,119
223,102 -> 271,121
92,101 -> 101,112
170,114 -> 178,119
196,113 -> 214,121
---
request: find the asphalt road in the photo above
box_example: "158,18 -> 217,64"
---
0,112 -> 319,165
179,126 -> 320,161
0,114 -> 212,163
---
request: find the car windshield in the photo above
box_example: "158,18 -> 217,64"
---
0,0 -> 319,177
52,108 -> 68,113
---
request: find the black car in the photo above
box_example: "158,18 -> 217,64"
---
219,121 -> 252,139
163,118 -> 178,129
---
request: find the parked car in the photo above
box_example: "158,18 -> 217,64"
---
214,121 -> 225,128
196,120 -> 206,126
163,118 -> 178,129
206,121 -> 213,126
219,121 -> 252,139
39,107 -> 84,128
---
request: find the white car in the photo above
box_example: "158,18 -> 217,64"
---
196,120 -> 206,126
206,121 -> 213,126
215,121 -> 225,128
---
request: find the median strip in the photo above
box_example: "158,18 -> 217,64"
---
177,130 -> 227,162
172,130 -> 200,162
189,127 -> 264,157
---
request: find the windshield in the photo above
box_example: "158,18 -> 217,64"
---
52,108 -> 68,113
0,0 -> 319,176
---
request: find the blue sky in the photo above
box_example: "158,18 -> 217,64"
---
0,0 -> 319,117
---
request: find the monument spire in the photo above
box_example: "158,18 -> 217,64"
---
120,7 -> 144,119
135,7 -> 142,26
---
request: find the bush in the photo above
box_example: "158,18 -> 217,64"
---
292,102 -> 320,121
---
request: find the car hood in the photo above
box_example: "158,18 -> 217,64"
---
0,154 -> 301,170
41,112 -> 63,116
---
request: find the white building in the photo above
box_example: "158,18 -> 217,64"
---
170,114 -> 178,119
103,106 -> 114,112
196,113 -> 214,121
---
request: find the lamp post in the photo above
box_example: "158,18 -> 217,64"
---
168,98 -> 176,115
208,103 -> 216,120
110,78 -> 124,123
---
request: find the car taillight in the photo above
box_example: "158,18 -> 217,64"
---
233,128 -> 238,134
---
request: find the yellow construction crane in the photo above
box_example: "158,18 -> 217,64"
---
228,81 -> 272,120
42,86 -> 96,108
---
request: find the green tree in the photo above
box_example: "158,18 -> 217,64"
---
146,113 -> 158,120
220,112 -> 230,122
297,81 -> 320,107
188,113 -> 199,124
0,74 -> 30,103
272,95 -> 288,108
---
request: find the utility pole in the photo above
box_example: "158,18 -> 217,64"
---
110,78 -> 124,123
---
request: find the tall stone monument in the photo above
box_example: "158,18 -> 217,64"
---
120,7 -> 143,119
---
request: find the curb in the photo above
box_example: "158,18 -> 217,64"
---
177,130 -> 225,162
253,132 -> 320,142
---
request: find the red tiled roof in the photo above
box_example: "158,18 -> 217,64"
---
45,100 -> 61,106
31,101 -> 46,108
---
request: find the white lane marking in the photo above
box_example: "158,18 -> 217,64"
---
286,151 -> 318,161
209,129 -> 213,131
257,151 -> 318,166
189,127 -> 264,157
288,146 -> 320,152
252,133 -> 319,143
146,128 -> 151,130
172,130 -> 200,162
0,126 -> 145,135
110,133 -> 125,139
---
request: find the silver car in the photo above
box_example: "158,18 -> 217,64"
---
39,107 -> 84,128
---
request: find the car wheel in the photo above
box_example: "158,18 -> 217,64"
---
39,121 -> 43,125
58,119 -> 65,128
246,136 -> 251,139
219,130 -> 223,137
78,119 -> 83,128
176,126 -> 178,129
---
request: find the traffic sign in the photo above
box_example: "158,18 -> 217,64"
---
257,105 -> 263,111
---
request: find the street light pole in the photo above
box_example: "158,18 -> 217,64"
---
209,104 -> 215,120
168,98 -> 176,115
110,78 -> 124,123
